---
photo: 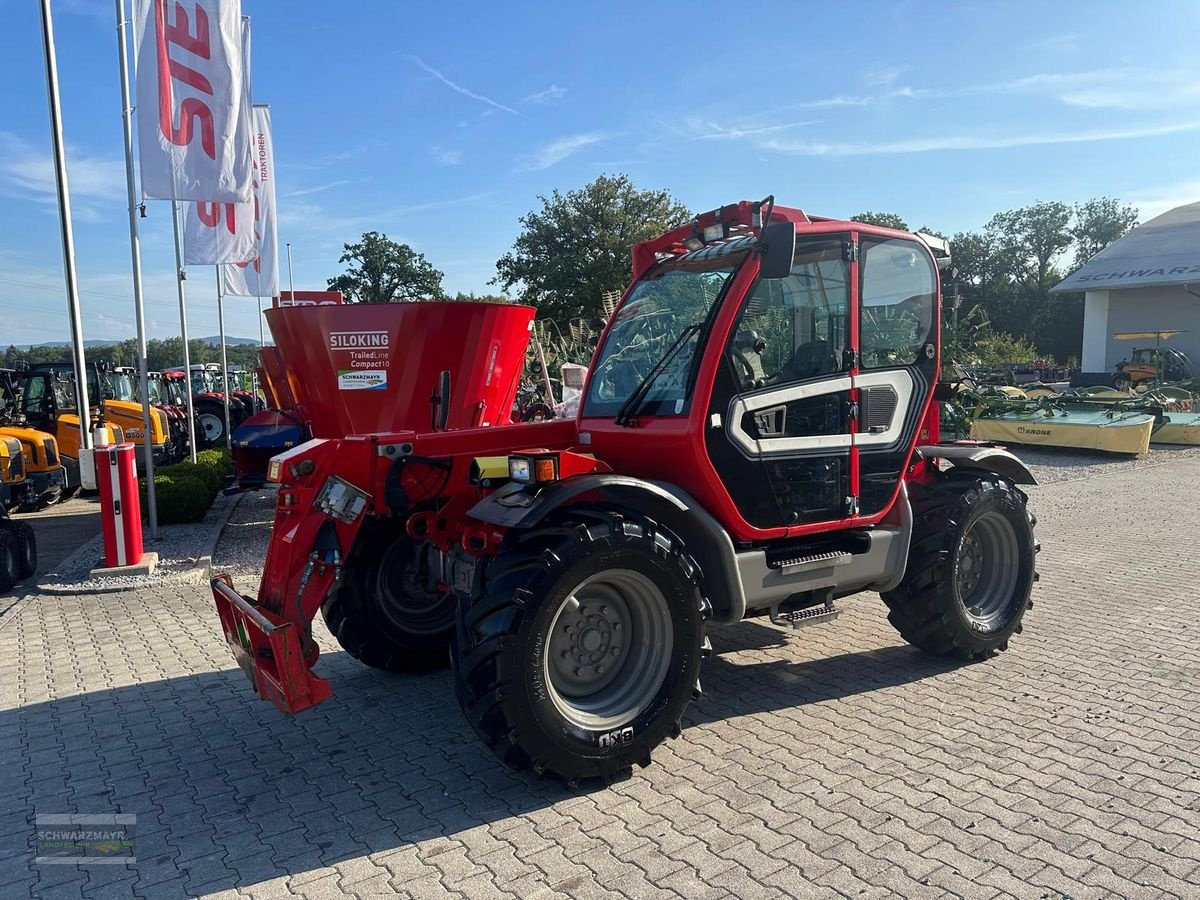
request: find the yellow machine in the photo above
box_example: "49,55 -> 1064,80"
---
8,367 -> 123,493
0,435 -> 28,511
1,369 -> 68,509
19,364 -> 162,487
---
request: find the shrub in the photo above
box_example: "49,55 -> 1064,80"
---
141,474 -> 211,524
196,448 -> 232,474
157,461 -> 221,499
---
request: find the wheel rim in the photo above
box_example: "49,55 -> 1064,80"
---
199,413 -> 224,442
956,509 -> 1020,630
544,568 -> 672,731
374,538 -> 453,635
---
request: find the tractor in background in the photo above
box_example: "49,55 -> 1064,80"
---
0,368 -> 69,508
1111,331 -> 1195,390
211,198 -> 1039,783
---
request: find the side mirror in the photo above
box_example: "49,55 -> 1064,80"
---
757,222 -> 796,279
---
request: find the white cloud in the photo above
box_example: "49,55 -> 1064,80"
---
284,179 -> 357,198
0,131 -> 124,202
523,84 -> 567,104
522,133 -> 608,170
404,55 -> 518,115
862,65 -> 908,87
430,146 -> 463,166
1125,179 -> 1200,220
683,118 -> 817,141
761,120 -> 1200,156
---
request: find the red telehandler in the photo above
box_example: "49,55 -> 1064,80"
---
212,198 -> 1039,783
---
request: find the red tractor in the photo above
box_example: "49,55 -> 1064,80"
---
212,199 -> 1039,783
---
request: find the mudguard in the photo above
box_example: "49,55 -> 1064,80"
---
919,442 -> 1037,485
469,474 -> 748,622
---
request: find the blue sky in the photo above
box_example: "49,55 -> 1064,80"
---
1,0 -> 1198,346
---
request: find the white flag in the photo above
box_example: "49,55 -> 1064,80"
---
133,0 -> 252,201
183,199 -> 255,264
182,18 -> 254,264
223,105 -> 278,296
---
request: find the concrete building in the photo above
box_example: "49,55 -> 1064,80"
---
1051,201 -> 1200,374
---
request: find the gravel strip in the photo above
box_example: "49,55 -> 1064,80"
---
1019,443 -> 1200,485
37,491 -> 241,594
211,486 -> 277,588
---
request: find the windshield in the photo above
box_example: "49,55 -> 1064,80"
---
583,256 -> 741,417
147,378 -> 166,404
109,372 -> 135,401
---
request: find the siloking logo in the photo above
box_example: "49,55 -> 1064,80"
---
329,330 -> 389,350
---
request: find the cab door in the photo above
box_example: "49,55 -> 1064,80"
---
853,235 -> 939,516
705,235 -> 857,530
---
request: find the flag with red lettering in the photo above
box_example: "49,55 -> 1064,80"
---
133,0 -> 252,202
182,17 -> 254,264
182,199 -> 255,264
223,105 -> 278,296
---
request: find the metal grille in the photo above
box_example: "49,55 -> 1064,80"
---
861,385 -> 898,431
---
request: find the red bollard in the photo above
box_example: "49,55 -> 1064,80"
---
96,443 -> 143,568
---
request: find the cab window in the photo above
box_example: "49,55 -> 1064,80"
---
726,238 -> 849,391
859,238 -> 936,369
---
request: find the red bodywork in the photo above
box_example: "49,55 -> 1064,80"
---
212,202 -> 945,716
264,301 -> 535,438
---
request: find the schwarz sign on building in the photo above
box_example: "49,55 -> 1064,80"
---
1052,200 -> 1200,373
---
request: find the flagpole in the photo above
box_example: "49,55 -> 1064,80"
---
39,0 -> 93,446
171,201 -> 198,463
216,267 -> 232,447
287,242 -> 295,300
114,0 -> 157,538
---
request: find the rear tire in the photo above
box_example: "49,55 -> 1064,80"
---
0,530 -> 17,593
320,522 -> 455,673
8,522 -> 36,579
452,510 -> 709,783
882,472 -> 1036,660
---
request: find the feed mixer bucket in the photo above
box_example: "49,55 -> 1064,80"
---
264,301 -> 535,438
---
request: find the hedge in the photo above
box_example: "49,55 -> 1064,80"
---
141,474 -> 211,524
141,449 -> 232,524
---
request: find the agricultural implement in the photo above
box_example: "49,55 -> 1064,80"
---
231,301 -> 534,490
0,368 -> 69,508
211,198 -> 1040,782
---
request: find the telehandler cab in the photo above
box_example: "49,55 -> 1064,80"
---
212,198 -> 1039,783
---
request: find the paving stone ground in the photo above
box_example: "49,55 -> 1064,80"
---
1,497 -> 99,605
2,454 -> 1199,899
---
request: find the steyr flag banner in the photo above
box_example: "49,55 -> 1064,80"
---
183,199 -> 255,264
133,0 -> 252,201
182,17 -> 254,264
223,105 -> 278,297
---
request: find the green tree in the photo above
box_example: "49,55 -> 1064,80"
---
987,201 -> 1073,296
850,211 -> 908,230
451,291 -> 512,303
494,174 -> 691,321
328,231 -> 445,303
1070,197 -> 1138,268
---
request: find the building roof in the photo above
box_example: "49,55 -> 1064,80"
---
1051,200 -> 1200,293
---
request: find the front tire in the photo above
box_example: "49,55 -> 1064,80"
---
452,510 -> 709,783
320,523 -> 455,672
883,472 -> 1036,660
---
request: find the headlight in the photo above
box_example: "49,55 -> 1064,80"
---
508,457 -> 531,482
508,452 -> 559,484
315,476 -> 369,523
